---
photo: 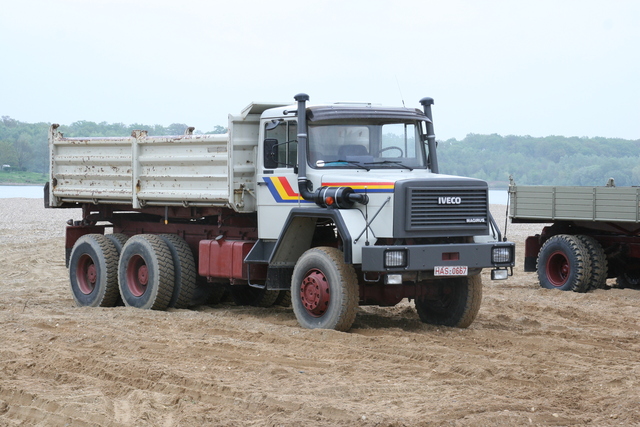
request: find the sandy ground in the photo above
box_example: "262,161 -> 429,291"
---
0,199 -> 639,426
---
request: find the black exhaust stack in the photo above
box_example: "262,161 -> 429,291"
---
294,93 -> 368,207
420,97 -> 439,174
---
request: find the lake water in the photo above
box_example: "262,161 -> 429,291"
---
0,185 -> 45,199
0,185 -> 511,205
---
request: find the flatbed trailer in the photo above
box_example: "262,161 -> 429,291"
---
510,181 -> 640,291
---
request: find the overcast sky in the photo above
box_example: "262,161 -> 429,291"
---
1,0 -> 638,140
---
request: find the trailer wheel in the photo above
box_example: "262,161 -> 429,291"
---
577,235 -> 608,290
537,234 -> 591,292
414,275 -> 482,328
159,234 -> 196,309
69,234 -> 120,307
291,247 -> 358,331
118,234 -> 175,310
230,285 -> 281,307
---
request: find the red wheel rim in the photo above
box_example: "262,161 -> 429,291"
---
300,268 -> 330,317
546,251 -> 570,287
76,254 -> 97,295
126,255 -> 149,297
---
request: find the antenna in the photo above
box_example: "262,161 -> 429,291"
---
395,75 -> 406,108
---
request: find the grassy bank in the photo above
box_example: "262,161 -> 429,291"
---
0,171 -> 48,185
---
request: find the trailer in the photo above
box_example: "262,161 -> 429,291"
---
510,180 -> 640,291
47,93 -> 515,331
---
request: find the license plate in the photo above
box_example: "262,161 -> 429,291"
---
434,266 -> 468,276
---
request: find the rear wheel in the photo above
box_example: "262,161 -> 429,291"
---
106,233 -> 129,253
118,234 -> 175,310
537,234 -> 592,292
577,235 -> 608,290
159,234 -> 196,309
69,234 -> 120,307
291,247 -> 358,331
415,275 -> 482,328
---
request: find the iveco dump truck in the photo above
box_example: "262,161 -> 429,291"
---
47,93 -> 515,331
510,179 -> 640,292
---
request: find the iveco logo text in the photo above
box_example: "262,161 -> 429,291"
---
438,196 -> 462,205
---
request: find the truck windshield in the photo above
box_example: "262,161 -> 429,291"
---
307,121 -> 428,170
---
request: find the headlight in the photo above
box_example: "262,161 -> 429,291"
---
492,246 -> 512,263
384,250 -> 407,268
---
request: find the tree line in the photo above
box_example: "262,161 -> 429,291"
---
1,116 -> 639,187
437,133 -> 640,187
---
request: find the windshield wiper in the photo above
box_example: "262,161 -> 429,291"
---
364,160 -> 413,170
324,159 -> 371,171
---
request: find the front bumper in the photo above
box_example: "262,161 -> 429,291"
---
361,242 -> 515,272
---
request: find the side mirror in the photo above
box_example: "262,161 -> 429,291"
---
264,138 -> 278,169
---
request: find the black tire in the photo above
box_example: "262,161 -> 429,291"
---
537,234 -> 592,292
118,234 -> 175,310
159,234 -> 196,309
291,247 -> 358,331
616,271 -> 640,289
414,275 -> 482,328
106,233 -> 129,253
69,234 -> 120,307
577,235 -> 608,290
230,285 -> 281,307
206,284 -> 229,305
274,290 -> 292,307
106,233 -> 129,306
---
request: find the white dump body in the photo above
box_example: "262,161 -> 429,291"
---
48,102 -> 285,213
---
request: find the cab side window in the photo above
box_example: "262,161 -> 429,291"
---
264,120 -> 297,169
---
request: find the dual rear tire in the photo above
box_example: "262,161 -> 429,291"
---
69,233 -> 196,310
537,234 -> 608,292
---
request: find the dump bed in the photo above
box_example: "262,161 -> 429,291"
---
48,102 -> 284,212
509,184 -> 640,223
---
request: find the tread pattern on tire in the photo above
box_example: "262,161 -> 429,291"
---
106,233 -> 129,254
414,274 -> 482,328
291,246 -> 359,332
118,234 -> 175,310
577,235 -> 608,291
159,234 -> 197,309
70,234 -> 120,307
537,234 -> 592,292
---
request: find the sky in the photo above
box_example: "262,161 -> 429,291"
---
1,0 -> 639,140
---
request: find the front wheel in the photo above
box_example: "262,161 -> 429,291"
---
415,275 -> 482,328
291,247 -> 358,331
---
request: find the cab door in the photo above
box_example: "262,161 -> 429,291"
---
256,119 -> 309,239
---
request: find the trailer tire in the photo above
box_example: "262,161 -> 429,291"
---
69,234 -> 120,307
159,234 -> 196,309
537,234 -> 591,292
577,235 -> 608,290
118,234 -> 175,310
291,247 -> 358,331
230,285 -> 281,307
414,274 -> 482,328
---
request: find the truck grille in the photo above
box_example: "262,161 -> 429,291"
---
408,188 -> 488,229
393,180 -> 490,238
